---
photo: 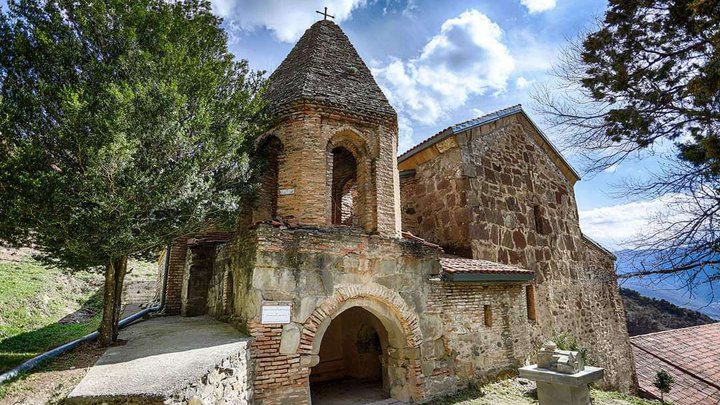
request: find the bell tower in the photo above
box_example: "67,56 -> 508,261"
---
257,20 -> 401,236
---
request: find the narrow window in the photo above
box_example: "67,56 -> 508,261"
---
484,305 -> 492,327
331,146 -> 358,226
526,285 -> 537,321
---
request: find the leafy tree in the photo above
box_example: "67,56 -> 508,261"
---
0,0 -> 269,345
653,369 -> 674,402
533,0 -> 720,289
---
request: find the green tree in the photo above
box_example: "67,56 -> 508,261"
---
534,0 -> 720,288
0,0 -> 268,345
653,369 -> 674,402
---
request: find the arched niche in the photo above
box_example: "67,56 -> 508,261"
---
326,131 -> 372,231
255,135 -> 284,221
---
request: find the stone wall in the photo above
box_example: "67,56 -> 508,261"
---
427,281 -> 533,386
399,112 -> 636,391
207,224 -> 547,403
400,143 -> 472,257
167,341 -> 252,405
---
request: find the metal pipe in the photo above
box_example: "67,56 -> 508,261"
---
0,245 -> 172,385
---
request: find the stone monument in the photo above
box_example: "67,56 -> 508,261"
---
519,341 -> 604,405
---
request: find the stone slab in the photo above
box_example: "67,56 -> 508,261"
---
67,316 -> 249,403
518,365 -> 604,387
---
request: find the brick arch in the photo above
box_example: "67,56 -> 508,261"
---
326,126 -> 371,159
299,283 -> 423,356
255,134 -> 284,221
326,129 -> 374,231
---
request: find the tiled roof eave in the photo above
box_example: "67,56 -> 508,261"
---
439,255 -> 535,283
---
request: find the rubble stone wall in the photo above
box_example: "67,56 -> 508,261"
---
427,281 -> 533,386
167,341 -> 252,405
399,146 -> 472,257
399,113 -> 636,391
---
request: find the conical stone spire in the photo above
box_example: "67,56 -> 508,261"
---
265,20 -> 396,120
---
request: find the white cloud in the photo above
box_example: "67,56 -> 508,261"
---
520,0 -> 557,14
603,163 -> 619,173
372,9 -> 515,126
515,76 -> 533,89
578,194 -> 685,251
211,0 -> 367,42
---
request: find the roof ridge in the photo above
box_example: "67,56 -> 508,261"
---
630,321 -> 720,340
397,104 -> 523,162
451,104 -> 523,132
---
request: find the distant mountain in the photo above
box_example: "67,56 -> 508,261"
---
620,288 -> 716,336
615,249 -> 720,320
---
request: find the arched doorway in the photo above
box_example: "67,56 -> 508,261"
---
310,307 -> 390,404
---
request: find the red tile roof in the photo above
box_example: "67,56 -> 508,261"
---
439,255 -> 534,275
631,323 -> 720,405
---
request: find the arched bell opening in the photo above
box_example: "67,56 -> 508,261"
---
310,307 -> 390,404
330,146 -> 358,226
255,135 -> 283,221
326,131 -> 372,231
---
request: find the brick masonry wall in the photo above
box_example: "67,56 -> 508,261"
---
399,113 -> 636,391
263,105 -> 400,236
164,236 -> 189,315
427,281 -> 533,386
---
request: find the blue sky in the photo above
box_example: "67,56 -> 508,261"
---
213,0 -> 669,251
1,0 -> 671,251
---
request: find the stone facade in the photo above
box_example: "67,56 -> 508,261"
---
159,19 -> 635,405
167,342 -> 252,405
398,111 -> 636,391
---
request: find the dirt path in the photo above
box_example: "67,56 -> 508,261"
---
0,342 -> 106,405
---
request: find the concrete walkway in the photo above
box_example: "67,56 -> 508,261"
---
67,316 -> 248,403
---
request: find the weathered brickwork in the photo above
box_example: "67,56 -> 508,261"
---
164,236 -> 189,315
204,225 -> 549,403
159,18 -> 636,405
260,107 -> 400,236
399,112 -> 636,391
427,282 -> 533,385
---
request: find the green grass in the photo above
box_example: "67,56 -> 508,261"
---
0,258 -> 104,373
426,379 -> 663,405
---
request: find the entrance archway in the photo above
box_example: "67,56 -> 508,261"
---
300,285 -> 425,404
310,307 -> 389,404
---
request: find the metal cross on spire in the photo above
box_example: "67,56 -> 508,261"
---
316,7 -> 335,20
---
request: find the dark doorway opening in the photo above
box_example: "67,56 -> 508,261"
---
310,307 -> 389,405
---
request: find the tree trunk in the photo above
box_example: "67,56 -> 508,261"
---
98,256 -> 128,346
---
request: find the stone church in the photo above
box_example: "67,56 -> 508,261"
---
162,19 -> 636,404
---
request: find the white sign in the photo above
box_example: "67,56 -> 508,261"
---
279,188 -> 295,196
261,302 -> 292,324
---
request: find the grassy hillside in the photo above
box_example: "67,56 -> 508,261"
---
621,287 -> 716,336
0,246 -> 158,374
0,256 -> 104,373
